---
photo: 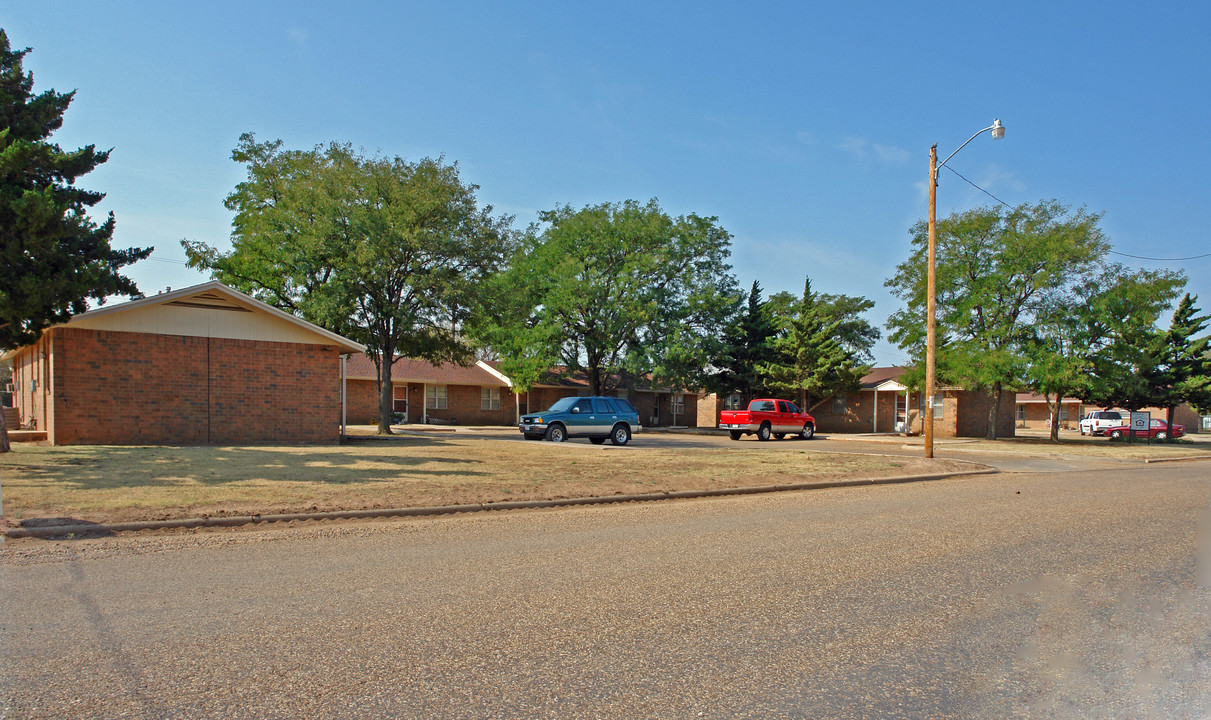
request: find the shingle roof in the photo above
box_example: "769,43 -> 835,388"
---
859,366 -> 907,389
345,354 -> 509,387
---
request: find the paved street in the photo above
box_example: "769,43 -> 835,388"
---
3,461 -> 1211,719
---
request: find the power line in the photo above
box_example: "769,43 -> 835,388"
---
941,166 -> 1208,264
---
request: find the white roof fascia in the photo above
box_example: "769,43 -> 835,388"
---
63,281 -> 366,354
476,360 -> 513,388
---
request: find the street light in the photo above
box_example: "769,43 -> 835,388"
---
924,119 -> 1004,459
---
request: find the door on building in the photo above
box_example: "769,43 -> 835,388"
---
393,385 -> 408,423
895,394 -> 909,433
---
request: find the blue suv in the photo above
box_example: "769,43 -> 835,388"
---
519,396 -> 642,445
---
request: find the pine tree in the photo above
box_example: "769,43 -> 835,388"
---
1145,294 -> 1211,441
0,30 -> 150,349
759,277 -> 864,411
0,30 -> 150,451
708,280 -> 776,402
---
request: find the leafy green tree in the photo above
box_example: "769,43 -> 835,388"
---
1142,294 -> 1211,440
0,30 -> 150,452
705,281 -> 774,402
473,199 -> 737,395
758,277 -> 872,411
1022,265 -> 1183,441
185,134 -> 514,434
886,200 -> 1109,439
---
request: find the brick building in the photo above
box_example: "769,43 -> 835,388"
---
517,367 -> 699,428
698,367 -> 1017,438
2,282 -> 364,445
344,354 -> 515,426
346,359 -> 700,428
1015,393 -> 1209,433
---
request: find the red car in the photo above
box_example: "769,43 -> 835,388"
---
1105,419 -> 1184,440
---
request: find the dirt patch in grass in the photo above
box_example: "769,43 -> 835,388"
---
0,435 -> 978,526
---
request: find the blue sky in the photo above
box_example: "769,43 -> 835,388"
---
6,2 -> 1210,366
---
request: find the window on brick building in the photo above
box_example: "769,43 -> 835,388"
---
426,385 -> 448,410
672,394 -> 685,415
832,396 -> 848,414
481,387 -> 500,411
921,394 -> 943,418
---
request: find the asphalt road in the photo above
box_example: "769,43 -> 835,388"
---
4,461 -> 1210,719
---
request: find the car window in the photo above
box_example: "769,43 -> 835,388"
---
776,401 -> 788,413
1106,412 -> 1122,420
786,401 -> 801,414
573,399 -> 593,413
546,397 -> 577,413
754,401 -> 776,412
593,398 -> 616,413
614,398 -> 638,414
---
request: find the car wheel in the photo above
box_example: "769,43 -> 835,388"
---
1156,431 -> 1168,441
610,424 -> 631,446
728,430 -> 743,441
589,437 -> 606,445
546,424 -> 567,442
800,423 -> 815,440
1109,429 -> 1123,439
757,423 -> 771,441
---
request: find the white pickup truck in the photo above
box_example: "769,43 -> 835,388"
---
1079,410 -> 1124,436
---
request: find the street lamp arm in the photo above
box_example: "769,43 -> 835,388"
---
937,120 -> 1005,173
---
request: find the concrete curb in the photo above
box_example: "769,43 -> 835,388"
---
1143,454 -> 1211,464
4,467 -> 998,539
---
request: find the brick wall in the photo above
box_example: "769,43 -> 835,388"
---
1016,402 -> 1082,430
346,379 -> 383,425
48,327 -> 341,444
347,379 -> 516,425
422,383 -> 515,425
954,389 -> 1017,438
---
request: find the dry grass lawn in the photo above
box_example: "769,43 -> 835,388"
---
0,434 -> 975,526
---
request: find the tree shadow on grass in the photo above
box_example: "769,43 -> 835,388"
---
2,433 -> 491,491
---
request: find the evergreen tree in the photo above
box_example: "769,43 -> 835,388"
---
1143,294 -> 1211,440
706,280 -> 776,402
759,277 -> 867,411
0,30 -> 150,451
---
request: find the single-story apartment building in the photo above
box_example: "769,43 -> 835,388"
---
1016,393 -> 1210,433
345,359 -> 700,428
344,354 -> 515,426
697,367 -> 1017,438
2,282 -> 364,445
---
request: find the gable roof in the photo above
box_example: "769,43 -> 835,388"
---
2,281 -> 365,358
345,354 -> 509,387
860,366 -> 907,390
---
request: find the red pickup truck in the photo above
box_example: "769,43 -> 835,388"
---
719,398 -> 815,441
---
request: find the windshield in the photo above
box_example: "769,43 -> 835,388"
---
544,397 -> 578,413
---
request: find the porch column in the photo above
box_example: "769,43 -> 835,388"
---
873,388 -> 878,433
422,383 -> 428,425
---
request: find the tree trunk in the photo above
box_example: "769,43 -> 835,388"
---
0,407 -> 10,454
377,352 -> 395,435
588,365 -> 601,396
1166,405 -> 1176,443
985,382 -> 1003,441
1049,400 -> 1061,443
